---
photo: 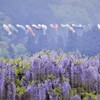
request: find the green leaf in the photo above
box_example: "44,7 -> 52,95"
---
15,79 -> 20,86
54,87 -> 61,94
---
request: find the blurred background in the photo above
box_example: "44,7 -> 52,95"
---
0,0 -> 100,58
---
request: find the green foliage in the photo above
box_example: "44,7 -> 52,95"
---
71,88 -> 77,95
16,86 -> 26,95
0,57 -> 11,63
55,55 -> 62,64
31,80 -> 38,85
62,77 -> 69,82
5,58 -> 11,63
21,61 -> 31,68
84,92 -> 95,99
71,87 -> 100,99
15,66 -> 24,76
54,87 -> 61,94
54,87 -> 62,100
43,50 -> 50,54
41,75 -> 47,81
15,79 -> 20,86
73,59 -> 83,64
48,74 -> 55,80
13,58 -> 22,65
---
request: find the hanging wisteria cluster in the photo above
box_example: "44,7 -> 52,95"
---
0,50 -> 100,100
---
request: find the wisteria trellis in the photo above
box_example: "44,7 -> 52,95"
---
0,50 -> 100,100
